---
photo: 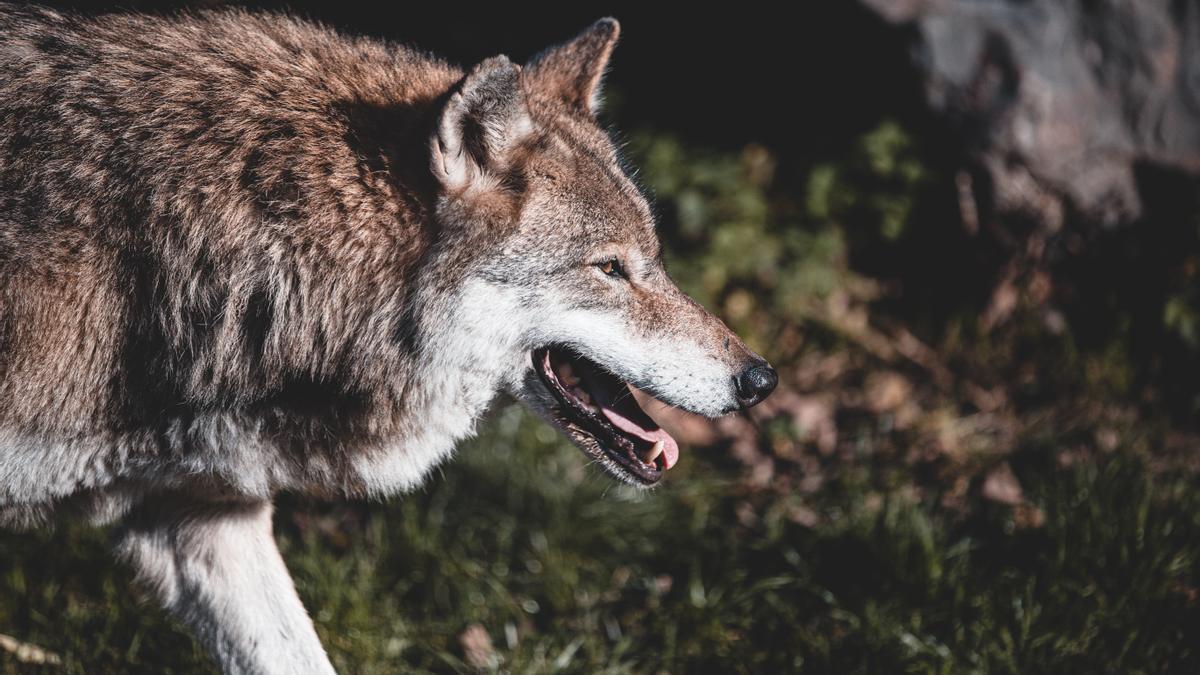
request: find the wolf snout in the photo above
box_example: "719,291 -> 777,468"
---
734,360 -> 778,408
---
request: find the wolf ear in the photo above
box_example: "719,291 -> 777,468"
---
525,18 -> 620,115
431,55 -> 534,191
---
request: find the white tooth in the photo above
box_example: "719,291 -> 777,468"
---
644,440 -> 664,463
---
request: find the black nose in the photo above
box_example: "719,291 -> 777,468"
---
735,361 -> 778,408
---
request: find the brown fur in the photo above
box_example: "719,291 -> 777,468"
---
1,4 -> 448,418
1,6 -> 773,669
0,3 -> 766,516
1,5 -> 464,510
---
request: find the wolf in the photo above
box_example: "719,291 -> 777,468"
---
0,4 -> 777,672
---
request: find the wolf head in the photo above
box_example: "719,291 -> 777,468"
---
424,19 -> 776,486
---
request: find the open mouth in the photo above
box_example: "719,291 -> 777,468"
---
532,346 -> 679,485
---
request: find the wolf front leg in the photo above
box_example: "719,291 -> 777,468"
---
116,496 -> 336,674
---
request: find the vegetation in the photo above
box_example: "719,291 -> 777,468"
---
4,12 -> 1200,663
3,119 -> 1198,673
3,405 -> 1199,673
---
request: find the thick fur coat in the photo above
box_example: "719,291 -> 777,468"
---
0,5 -> 774,672
0,6 -> 463,524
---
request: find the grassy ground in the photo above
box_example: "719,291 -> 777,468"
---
4,124 -> 1200,672
2,402 -> 1199,673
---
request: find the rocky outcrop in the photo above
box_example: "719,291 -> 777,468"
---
864,0 -> 1200,229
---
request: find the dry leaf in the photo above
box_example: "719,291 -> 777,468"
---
459,623 -> 497,671
982,463 -> 1024,506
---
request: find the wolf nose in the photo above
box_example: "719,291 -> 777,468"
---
735,361 -> 778,408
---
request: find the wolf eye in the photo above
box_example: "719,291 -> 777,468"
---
597,258 -> 626,279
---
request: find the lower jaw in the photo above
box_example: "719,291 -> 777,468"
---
556,419 -> 663,485
595,439 -> 663,485
531,347 -> 669,485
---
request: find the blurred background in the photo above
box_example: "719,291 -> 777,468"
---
3,1 -> 1200,672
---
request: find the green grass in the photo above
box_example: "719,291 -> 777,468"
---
5,123 -> 1200,673
2,402 -> 1198,673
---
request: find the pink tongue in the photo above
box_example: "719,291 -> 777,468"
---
566,354 -> 681,471
600,408 -> 680,470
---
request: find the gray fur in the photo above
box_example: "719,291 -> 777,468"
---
0,5 -> 769,671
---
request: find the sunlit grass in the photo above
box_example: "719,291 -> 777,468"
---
2,402 -> 1197,673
